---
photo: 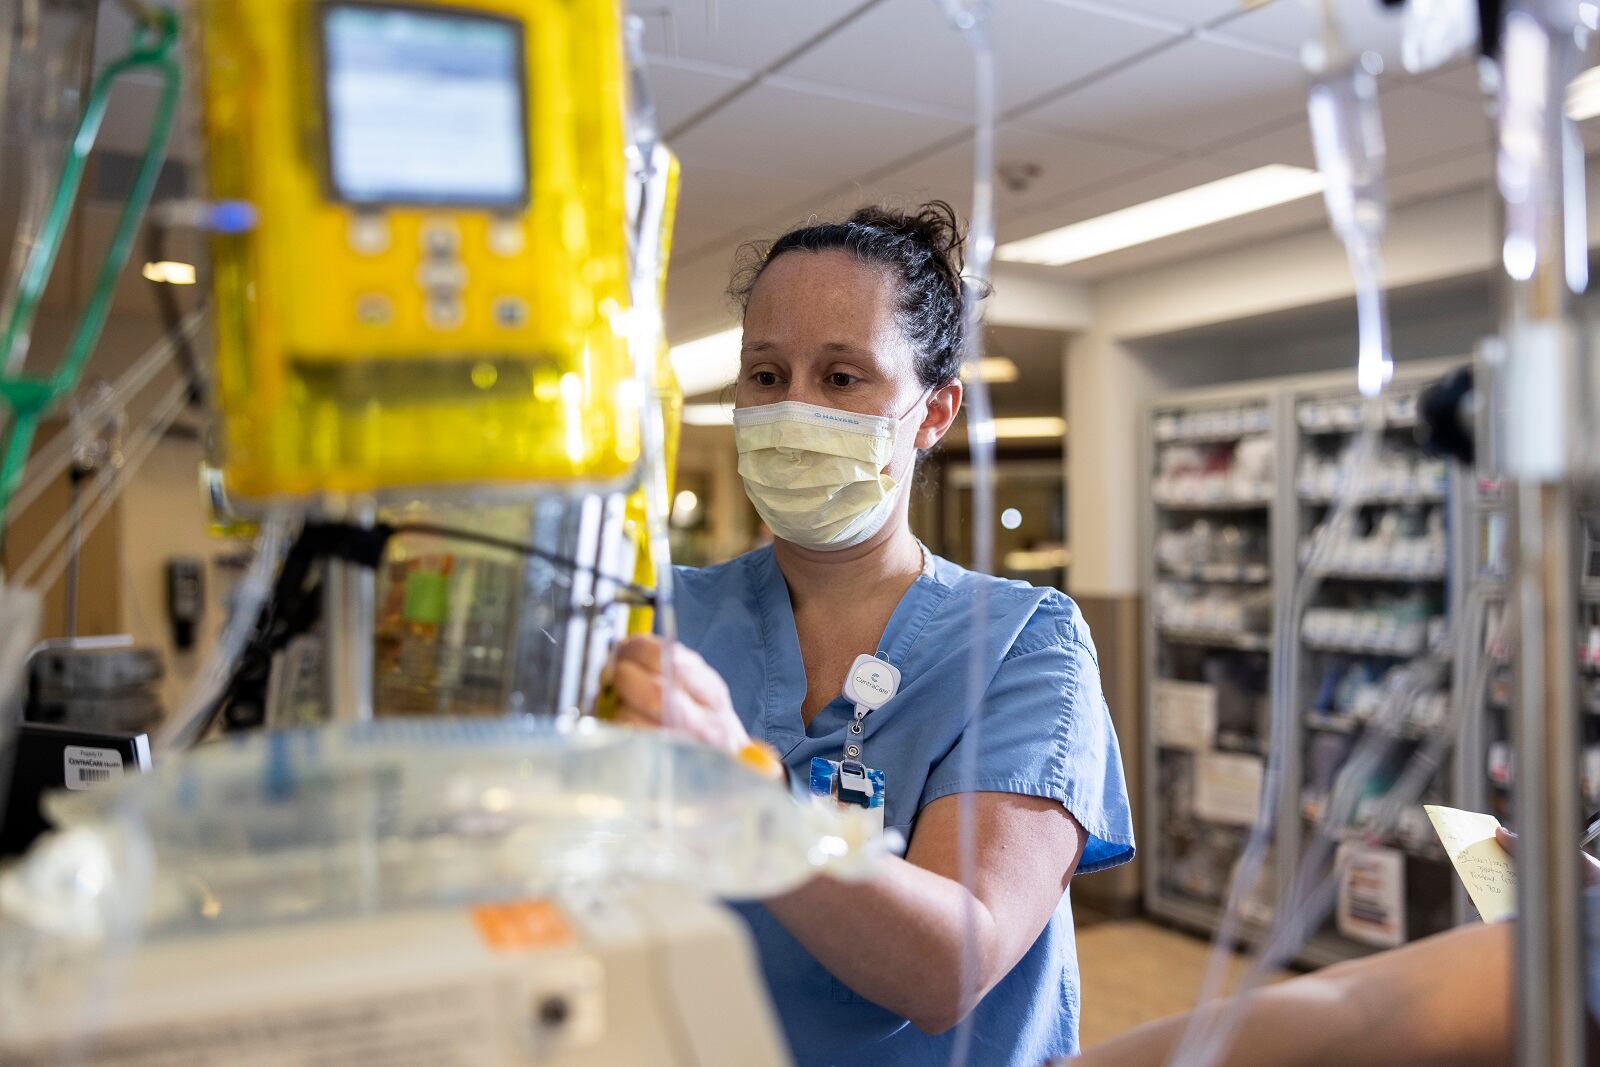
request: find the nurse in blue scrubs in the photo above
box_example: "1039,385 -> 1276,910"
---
609,201 -> 1135,1067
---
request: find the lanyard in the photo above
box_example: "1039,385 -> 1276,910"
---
840,653 -> 901,765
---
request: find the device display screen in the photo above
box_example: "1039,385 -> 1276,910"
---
322,4 -> 528,207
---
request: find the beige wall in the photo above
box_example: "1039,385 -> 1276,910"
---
11,306 -> 227,717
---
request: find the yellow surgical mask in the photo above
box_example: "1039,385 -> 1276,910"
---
732,396 -> 925,551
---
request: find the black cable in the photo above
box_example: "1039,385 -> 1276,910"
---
388,520 -> 658,604
186,519 -> 657,745
143,217 -> 206,408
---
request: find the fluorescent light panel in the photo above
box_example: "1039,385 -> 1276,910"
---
669,327 -> 741,397
997,165 -> 1326,267
1569,64 -> 1600,120
682,402 -> 734,427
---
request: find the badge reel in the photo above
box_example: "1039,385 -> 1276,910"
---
810,654 -> 900,833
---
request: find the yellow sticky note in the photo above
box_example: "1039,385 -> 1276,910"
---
1424,804 -> 1517,922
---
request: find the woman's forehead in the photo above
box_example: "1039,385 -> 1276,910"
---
743,250 -> 900,345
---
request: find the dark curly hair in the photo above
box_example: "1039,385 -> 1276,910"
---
728,201 -> 968,390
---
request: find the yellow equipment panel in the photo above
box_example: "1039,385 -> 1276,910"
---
197,0 -> 637,498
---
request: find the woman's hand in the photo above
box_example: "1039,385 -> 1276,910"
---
607,635 -> 752,755
1493,826 -> 1600,886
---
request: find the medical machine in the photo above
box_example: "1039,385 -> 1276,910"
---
197,0 -> 639,498
0,1 -> 806,1064
0,721 -> 880,1065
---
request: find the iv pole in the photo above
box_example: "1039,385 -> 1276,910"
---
1493,2 -> 1592,1064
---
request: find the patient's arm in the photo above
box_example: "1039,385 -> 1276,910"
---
1069,920 -> 1511,1067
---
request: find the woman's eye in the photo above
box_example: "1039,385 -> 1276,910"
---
827,372 -> 857,388
752,371 -> 780,387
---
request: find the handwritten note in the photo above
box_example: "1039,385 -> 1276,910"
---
1424,804 -> 1517,922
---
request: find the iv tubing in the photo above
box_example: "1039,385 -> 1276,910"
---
0,11 -> 179,543
938,2 -> 996,1064
6,309 -> 201,525
1168,5 -> 1396,1060
622,17 -> 680,724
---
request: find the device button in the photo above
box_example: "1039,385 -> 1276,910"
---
489,218 -> 525,257
348,213 -> 390,256
417,260 -> 469,290
355,293 -> 393,326
422,220 -> 461,257
493,296 -> 528,328
426,295 -> 465,330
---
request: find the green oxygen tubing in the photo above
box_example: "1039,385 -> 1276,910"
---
0,9 -> 181,547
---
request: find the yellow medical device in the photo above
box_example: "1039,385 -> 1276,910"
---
197,0 -> 636,498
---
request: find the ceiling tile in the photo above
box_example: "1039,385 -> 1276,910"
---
1103,0 -> 1244,29
1385,145 -> 1492,205
1209,0 -> 1409,67
629,0 -> 869,73
648,59 -> 750,132
1413,56 -> 1490,100
1018,37 -> 1305,153
669,81 -> 967,185
1208,114 -> 1314,170
781,0 -> 1176,115
861,126 -> 1174,220
1211,81 -> 1490,173
672,162 -> 828,248
665,251 -> 745,343
1379,83 -> 1492,170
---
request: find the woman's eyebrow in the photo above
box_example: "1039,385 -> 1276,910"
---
821,341 -> 874,358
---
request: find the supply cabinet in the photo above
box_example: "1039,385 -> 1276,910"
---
1143,359 -> 1471,967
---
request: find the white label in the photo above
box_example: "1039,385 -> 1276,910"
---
64,745 -> 124,791
1337,842 -> 1407,948
844,654 -> 900,710
1153,681 -> 1217,751
1194,752 -> 1263,827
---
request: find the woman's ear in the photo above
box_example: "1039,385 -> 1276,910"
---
914,380 -> 963,450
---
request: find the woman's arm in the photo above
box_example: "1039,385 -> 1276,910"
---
764,790 -> 1085,1033
608,635 -> 1088,1033
1069,920 -> 1512,1067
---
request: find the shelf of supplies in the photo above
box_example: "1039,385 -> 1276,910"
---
1298,418 -> 1419,436
1302,635 -> 1428,657
1301,803 -> 1447,860
1154,495 -> 1273,512
1303,711 -> 1437,740
1216,731 -> 1266,756
1309,567 -> 1447,583
1299,490 -> 1447,507
1159,627 -> 1273,651
1159,562 -> 1271,584
1154,425 -> 1271,446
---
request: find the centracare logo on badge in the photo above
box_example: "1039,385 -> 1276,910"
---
847,653 -> 900,708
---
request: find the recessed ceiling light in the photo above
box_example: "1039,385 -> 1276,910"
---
996,165 -> 1327,267
141,260 -> 197,285
669,328 -> 742,397
962,356 -> 1019,384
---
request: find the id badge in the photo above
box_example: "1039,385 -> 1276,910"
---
810,756 -> 887,836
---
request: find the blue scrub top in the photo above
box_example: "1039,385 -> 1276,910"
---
675,545 -> 1136,1067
